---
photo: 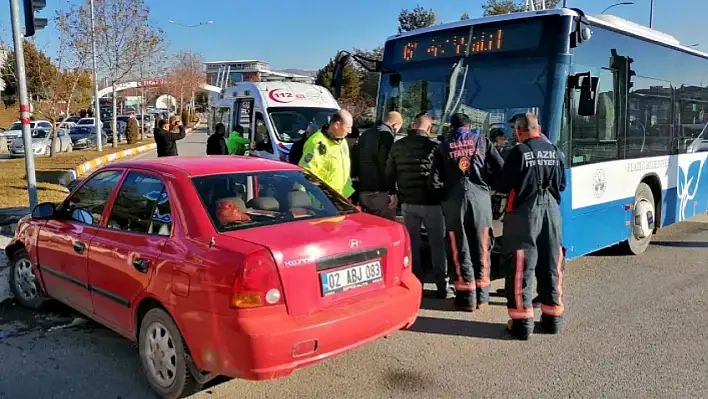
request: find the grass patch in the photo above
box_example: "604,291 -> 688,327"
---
0,140 -> 153,208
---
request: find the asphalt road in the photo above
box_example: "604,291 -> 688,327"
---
0,131 -> 707,398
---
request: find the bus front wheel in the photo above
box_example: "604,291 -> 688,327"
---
625,182 -> 656,255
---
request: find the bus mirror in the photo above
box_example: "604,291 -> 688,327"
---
576,73 -> 599,117
331,52 -> 352,100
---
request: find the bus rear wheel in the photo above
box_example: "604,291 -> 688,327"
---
625,182 -> 656,255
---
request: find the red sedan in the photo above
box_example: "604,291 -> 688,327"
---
5,156 -> 422,399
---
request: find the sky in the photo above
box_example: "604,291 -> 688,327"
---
0,0 -> 705,72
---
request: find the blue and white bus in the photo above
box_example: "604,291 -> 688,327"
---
337,8 -> 708,262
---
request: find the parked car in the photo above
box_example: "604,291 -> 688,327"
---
5,157 -> 421,399
8,129 -> 73,157
70,121 -> 108,150
1,120 -> 52,143
57,121 -> 77,134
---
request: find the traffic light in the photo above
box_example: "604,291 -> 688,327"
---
23,0 -> 47,38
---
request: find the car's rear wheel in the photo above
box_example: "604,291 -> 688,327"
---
139,308 -> 201,399
9,249 -> 44,309
625,182 -> 656,255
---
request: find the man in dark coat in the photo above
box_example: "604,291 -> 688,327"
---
206,123 -> 229,155
154,119 -> 185,157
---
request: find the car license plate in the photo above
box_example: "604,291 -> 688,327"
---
320,260 -> 382,297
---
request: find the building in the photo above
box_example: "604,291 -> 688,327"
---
204,60 -> 314,87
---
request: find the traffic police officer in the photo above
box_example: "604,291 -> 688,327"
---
496,113 -> 566,340
432,113 -> 504,311
299,110 -> 355,198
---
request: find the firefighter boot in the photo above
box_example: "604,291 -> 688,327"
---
506,319 -> 533,341
539,314 -> 563,334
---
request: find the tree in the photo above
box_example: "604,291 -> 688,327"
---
2,41 -> 58,100
161,51 -> 203,124
460,12 -> 470,20
482,0 -> 560,15
397,5 -> 437,33
315,57 -> 360,101
63,0 -> 164,148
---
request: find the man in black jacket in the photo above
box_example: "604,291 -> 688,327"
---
154,119 -> 186,157
386,113 -> 451,298
206,122 -> 228,155
356,111 -> 403,220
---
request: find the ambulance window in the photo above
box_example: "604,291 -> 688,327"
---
236,99 -> 253,138
254,112 -> 273,153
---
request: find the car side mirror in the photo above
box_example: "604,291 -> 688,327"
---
32,202 -> 55,219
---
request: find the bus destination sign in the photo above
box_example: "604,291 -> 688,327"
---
391,19 -> 543,64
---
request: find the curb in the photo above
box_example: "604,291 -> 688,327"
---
57,142 -> 157,186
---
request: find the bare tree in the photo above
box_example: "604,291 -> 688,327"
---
163,51 -> 203,112
63,0 -> 164,148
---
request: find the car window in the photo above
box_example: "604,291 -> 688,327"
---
192,170 -> 357,232
107,171 -> 171,235
31,130 -> 48,138
65,170 -> 123,225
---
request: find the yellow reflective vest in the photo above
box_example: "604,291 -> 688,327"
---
298,130 -> 354,198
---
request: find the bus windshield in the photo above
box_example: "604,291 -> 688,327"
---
377,58 -> 548,142
268,107 -> 337,143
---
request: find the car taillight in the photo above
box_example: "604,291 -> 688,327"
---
402,230 -> 412,270
231,249 -> 284,309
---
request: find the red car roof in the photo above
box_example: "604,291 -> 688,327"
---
113,156 -> 301,177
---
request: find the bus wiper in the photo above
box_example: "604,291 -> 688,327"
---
438,59 -> 469,136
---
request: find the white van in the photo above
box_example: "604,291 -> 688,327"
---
208,81 -> 340,162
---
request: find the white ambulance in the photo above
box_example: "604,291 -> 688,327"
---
207,81 -> 340,162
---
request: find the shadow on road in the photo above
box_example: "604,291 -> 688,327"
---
408,315 -> 513,341
652,241 -> 708,248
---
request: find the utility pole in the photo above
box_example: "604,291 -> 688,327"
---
90,0 -> 102,151
649,0 -> 654,28
10,0 -> 37,208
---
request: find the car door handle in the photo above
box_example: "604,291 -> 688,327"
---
133,258 -> 150,273
73,241 -> 86,255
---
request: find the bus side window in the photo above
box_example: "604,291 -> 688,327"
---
254,112 -> 273,153
570,67 -> 617,166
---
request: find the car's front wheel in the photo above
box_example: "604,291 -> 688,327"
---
9,248 -> 44,309
139,308 -> 201,399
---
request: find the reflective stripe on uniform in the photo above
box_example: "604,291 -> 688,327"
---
542,246 -> 565,317
514,249 -> 525,311
508,308 -> 534,320
476,228 -> 491,288
449,231 -> 476,291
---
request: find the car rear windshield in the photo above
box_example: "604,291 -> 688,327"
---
192,170 -> 358,232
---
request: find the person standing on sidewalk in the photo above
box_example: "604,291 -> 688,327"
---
432,113 -> 504,311
356,111 -> 403,220
386,113 -> 452,298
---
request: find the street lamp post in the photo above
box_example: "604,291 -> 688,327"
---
90,0 -> 102,152
168,20 -> 212,114
601,2 -> 634,14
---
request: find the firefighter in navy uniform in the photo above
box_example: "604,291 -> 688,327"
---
432,113 -> 504,311
496,113 -> 567,340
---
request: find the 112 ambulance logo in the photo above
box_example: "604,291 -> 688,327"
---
269,89 -> 306,103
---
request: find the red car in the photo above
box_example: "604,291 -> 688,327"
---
6,156 -> 421,399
